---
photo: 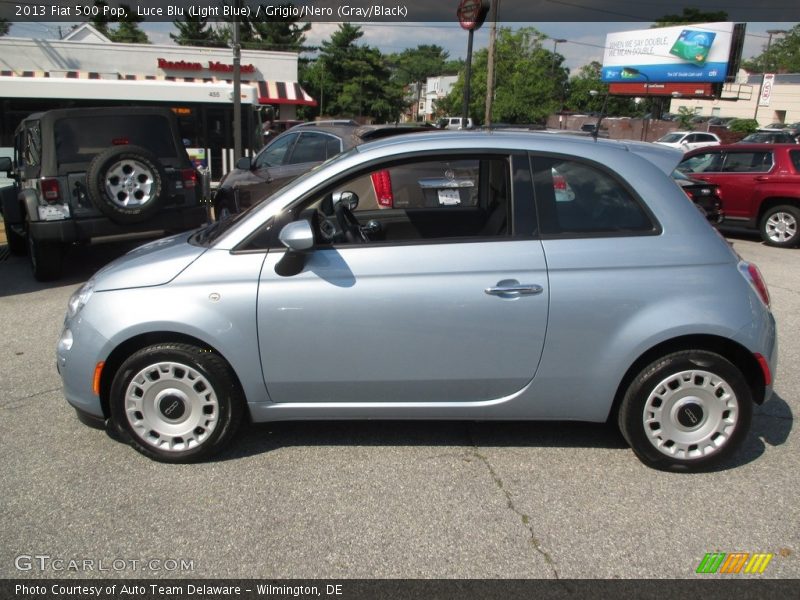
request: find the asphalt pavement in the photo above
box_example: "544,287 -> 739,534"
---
0,233 -> 797,580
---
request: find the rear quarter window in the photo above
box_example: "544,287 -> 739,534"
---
790,150 -> 800,173
53,115 -> 178,164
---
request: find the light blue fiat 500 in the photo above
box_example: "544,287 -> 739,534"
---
57,131 -> 777,470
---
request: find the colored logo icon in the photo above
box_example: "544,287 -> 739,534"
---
696,552 -> 774,574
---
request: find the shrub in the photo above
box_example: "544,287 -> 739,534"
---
728,118 -> 759,135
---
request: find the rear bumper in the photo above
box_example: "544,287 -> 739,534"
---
29,206 -> 208,244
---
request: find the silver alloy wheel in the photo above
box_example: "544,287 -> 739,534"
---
643,369 -> 739,460
104,159 -> 156,208
765,210 -> 798,244
124,361 -> 219,452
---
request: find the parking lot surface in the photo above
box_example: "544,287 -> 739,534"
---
0,233 -> 797,579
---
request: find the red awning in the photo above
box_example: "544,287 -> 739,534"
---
257,81 -> 317,106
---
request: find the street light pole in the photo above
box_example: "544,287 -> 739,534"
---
232,0 -> 242,161
551,38 -> 566,75
754,29 -> 787,122
484,0 -> 500,127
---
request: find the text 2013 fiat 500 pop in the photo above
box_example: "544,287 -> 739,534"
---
57,131 -> 777,471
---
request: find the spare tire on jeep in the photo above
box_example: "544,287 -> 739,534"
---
87,145 -> 166,224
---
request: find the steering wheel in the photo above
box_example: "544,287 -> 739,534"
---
334,201 -> 368,243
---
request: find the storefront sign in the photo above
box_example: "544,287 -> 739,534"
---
158,58 -> 256,74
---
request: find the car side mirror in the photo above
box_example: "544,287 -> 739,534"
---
236,156 -> 252,170
276,220 -> 314,277
0,156 -> 12,174
332,191 -> 359,211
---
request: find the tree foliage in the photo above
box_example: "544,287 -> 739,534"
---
438,27 -> 569,125
742,25 -> 800,73
564,61 -> 641,116
386,45 -> 452,121
300,24 -> 404,122
171,15 -> 228,47
90,1 -> 149,44
238,3 -> 311,52
652,8 -> 728,27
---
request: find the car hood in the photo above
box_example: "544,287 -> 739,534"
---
92,231 -> 206,291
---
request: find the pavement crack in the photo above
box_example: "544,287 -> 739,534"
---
466,426 -> 562,580
0,386 -> 61,409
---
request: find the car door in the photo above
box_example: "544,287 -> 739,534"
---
256,153 -> 549,404
709,150 -> 773,221
243,132 -> 300,205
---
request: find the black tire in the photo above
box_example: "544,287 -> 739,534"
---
86,145 -> 166,225
759,204 -> 800,248
618,350 -> 753,472
4,218 -> 26,255
27,222 -> 63,281
110,343 -> 244,463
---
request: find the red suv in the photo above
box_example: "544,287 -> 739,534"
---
678,144 -> 800,248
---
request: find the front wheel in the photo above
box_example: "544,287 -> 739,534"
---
618,350 -> 753,471
759,204 -> 799,248
110,343 -> 244,462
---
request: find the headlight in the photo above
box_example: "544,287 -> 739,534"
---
67,279 -> 95,319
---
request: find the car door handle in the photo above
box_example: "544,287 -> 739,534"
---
754,176 -> 770,181
485,283 -> 543,296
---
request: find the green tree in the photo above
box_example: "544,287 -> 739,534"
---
301,23 -> 404,122
171,15 -> 228,47
564,61 -> 641,116
439,27 -> 569,125
742,25 -> 800,73
387,45 -> 451,121
652,8 -> 728,27
90,1 -> 150,43
238,3 -> 311,52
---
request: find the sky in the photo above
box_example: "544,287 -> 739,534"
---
7,20 -> 798,74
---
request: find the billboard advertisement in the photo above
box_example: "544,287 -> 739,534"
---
601,22 -> 736,84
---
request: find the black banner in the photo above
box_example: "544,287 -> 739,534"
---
1,0 -> 799,23
3,579 -> 800,600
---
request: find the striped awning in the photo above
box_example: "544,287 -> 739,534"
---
256,81 -> 317,106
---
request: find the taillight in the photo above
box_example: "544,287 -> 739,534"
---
181,169 -> 198,189
738,260 -> 770,308
40,178 -> 60,203
370,170 -> 393,208
553,174 -> 567,191
112,137 -> 130,145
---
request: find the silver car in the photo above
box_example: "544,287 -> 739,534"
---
57,131 -> 777,471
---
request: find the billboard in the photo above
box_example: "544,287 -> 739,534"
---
608,82 -> 719,98
601,22 -> 736,84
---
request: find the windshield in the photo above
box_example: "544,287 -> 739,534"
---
657,133 -> 684,143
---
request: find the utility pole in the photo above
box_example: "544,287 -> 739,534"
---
484,0 -> 499,127
232,0 -> 242,161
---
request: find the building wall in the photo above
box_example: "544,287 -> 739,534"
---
668,74 -> 800,126
424,75 -> 457,120
0,36 -> 298,82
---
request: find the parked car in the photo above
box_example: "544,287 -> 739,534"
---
58,131 -> 776,471
653,131 -> 721,150
759,123 -> 788,131
0,107 -> 206,280
214,123 -> 432,218
707,117 -> 736,127
678,143 -> 800,247
739,132 -> 798,144
672,169 -> 723,224
436,116 -> 474,130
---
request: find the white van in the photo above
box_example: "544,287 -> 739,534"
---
437,116 -> 474,130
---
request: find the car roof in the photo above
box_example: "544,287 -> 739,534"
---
356,129 -> 683,175
271,123 -> 437,150
684,143 -> 797,154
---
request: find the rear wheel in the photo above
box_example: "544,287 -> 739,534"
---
618,350 -> 752,471
27,221 -> 63,281
110,343 -> 243,462
759,204 -> 799,248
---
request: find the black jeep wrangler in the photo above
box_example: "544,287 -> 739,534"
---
0,107 -> 208,280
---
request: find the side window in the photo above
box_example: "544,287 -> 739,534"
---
684,134 -> 698,143
721,152 -> 772,173
300,156 -> 511,245
678,152 -> 723,173
287,132 -> 338,165
532,157 -> 653,235
790,150 -> 800,173
254,133 -> 298,168
697,134 -> 715,142
23,121 -> 42,168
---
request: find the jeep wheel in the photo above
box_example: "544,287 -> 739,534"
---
760,204 -> 799,248
87,145 -> 166,224
4,219 -> 26,255
27,225 -> 63,281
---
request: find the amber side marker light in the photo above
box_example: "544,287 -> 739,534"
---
92,362 -> 105,396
